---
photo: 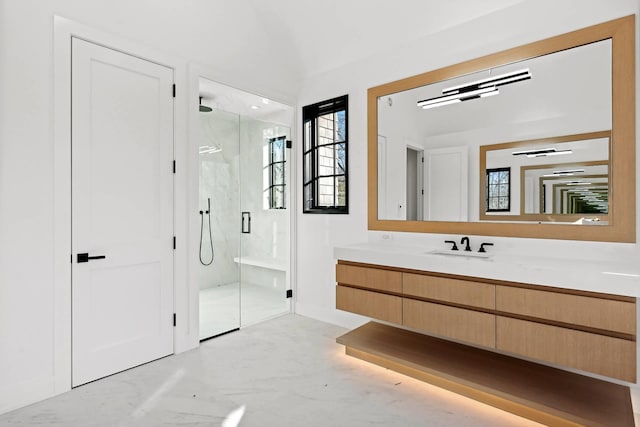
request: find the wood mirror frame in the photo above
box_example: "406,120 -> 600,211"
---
367,15 -> 635,242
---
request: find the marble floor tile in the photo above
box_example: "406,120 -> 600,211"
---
0,315 -> 544,426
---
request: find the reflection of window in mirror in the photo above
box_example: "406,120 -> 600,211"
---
302,95 -> 349,214
486,168 -> 510,212
265,136 -> 286,210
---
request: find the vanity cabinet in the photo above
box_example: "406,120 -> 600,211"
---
403,299 -> 495,347
495,285 -> 636,335
336,285 -> 402,324
335,264 -> 403,323
335,260 -> 637,382
496,317 -> 636,381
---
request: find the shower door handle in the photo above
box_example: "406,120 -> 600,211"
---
77,253 -> 106,263
241,212 -> 251,234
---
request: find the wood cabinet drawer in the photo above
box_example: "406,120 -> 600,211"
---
336,264 -> 402,293
496,317 -> 636,382
336,285 -> 402,324
496,286 -> 636,335
403,273 -> 494,309
403,298 -> 495,348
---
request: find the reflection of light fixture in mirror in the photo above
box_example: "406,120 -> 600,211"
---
417,68 -> 531,110
543,169 -> 585,177
418,87 -> 498,109
511,148 -> 573,157
566,181 -> 593,186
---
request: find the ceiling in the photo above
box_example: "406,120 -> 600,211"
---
244,0 -> 525,78
48,0 -> 526,99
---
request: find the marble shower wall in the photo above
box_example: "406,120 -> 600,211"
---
198,109 -> 241,290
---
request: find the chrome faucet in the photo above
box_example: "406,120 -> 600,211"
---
460,236 -> 471,251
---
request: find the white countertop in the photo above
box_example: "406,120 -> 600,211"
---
334,242 -> 640,297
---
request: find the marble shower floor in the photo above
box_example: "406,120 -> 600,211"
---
200,283 -> 289,340
0,315 -> 544,427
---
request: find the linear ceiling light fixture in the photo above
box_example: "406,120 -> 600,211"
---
542,169 -> 586,177
511,148 -> 573,157
417,68 -> 531,110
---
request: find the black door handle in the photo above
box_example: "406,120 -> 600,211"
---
77,253 -> 106,263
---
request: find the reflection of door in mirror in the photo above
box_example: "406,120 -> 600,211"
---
424,146 -> 469,221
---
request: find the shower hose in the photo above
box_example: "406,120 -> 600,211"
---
199,197 -> 214,266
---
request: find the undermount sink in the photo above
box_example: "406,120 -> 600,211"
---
430,250 -> 491,259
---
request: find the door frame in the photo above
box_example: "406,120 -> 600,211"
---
405,143 -> 424,221
53,17 -> 190,394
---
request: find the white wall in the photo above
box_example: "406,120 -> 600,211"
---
295,0 -> 640,332
0,0 -> 298,414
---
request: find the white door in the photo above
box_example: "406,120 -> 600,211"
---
424,146 -> 469,221
71,38 -> 174,386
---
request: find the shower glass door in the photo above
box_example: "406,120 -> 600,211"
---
198,106 -> 241,340
197,77 -> 292,340
239,116 -> 291,327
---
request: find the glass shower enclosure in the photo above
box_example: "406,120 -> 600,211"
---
197,78 -> 292,340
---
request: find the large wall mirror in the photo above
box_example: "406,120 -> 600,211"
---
368,15 -> 635,242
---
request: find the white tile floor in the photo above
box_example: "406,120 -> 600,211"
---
0,314 -> 545,427
200,283 -> 289,339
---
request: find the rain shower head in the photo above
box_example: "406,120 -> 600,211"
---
199,96 -> 212,113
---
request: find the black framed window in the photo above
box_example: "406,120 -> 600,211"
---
302,95 -> 348,214
486,167 -> 510,212
265,136 -> 286,209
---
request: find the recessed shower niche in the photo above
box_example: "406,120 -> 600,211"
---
197,78 -> 293,340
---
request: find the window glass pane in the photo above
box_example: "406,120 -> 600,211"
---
318,177 -> 335,207
335,110 -> 346,142
272,138 -> 285,162
304,121 -> 311,152
304,183 -> 313,210
273,163 -> 284,185
273,186 -> 285,209
303,153 -> 312,183
336,175 -> 346,207
336,143 -> 346,174
318,145 -> 334,176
